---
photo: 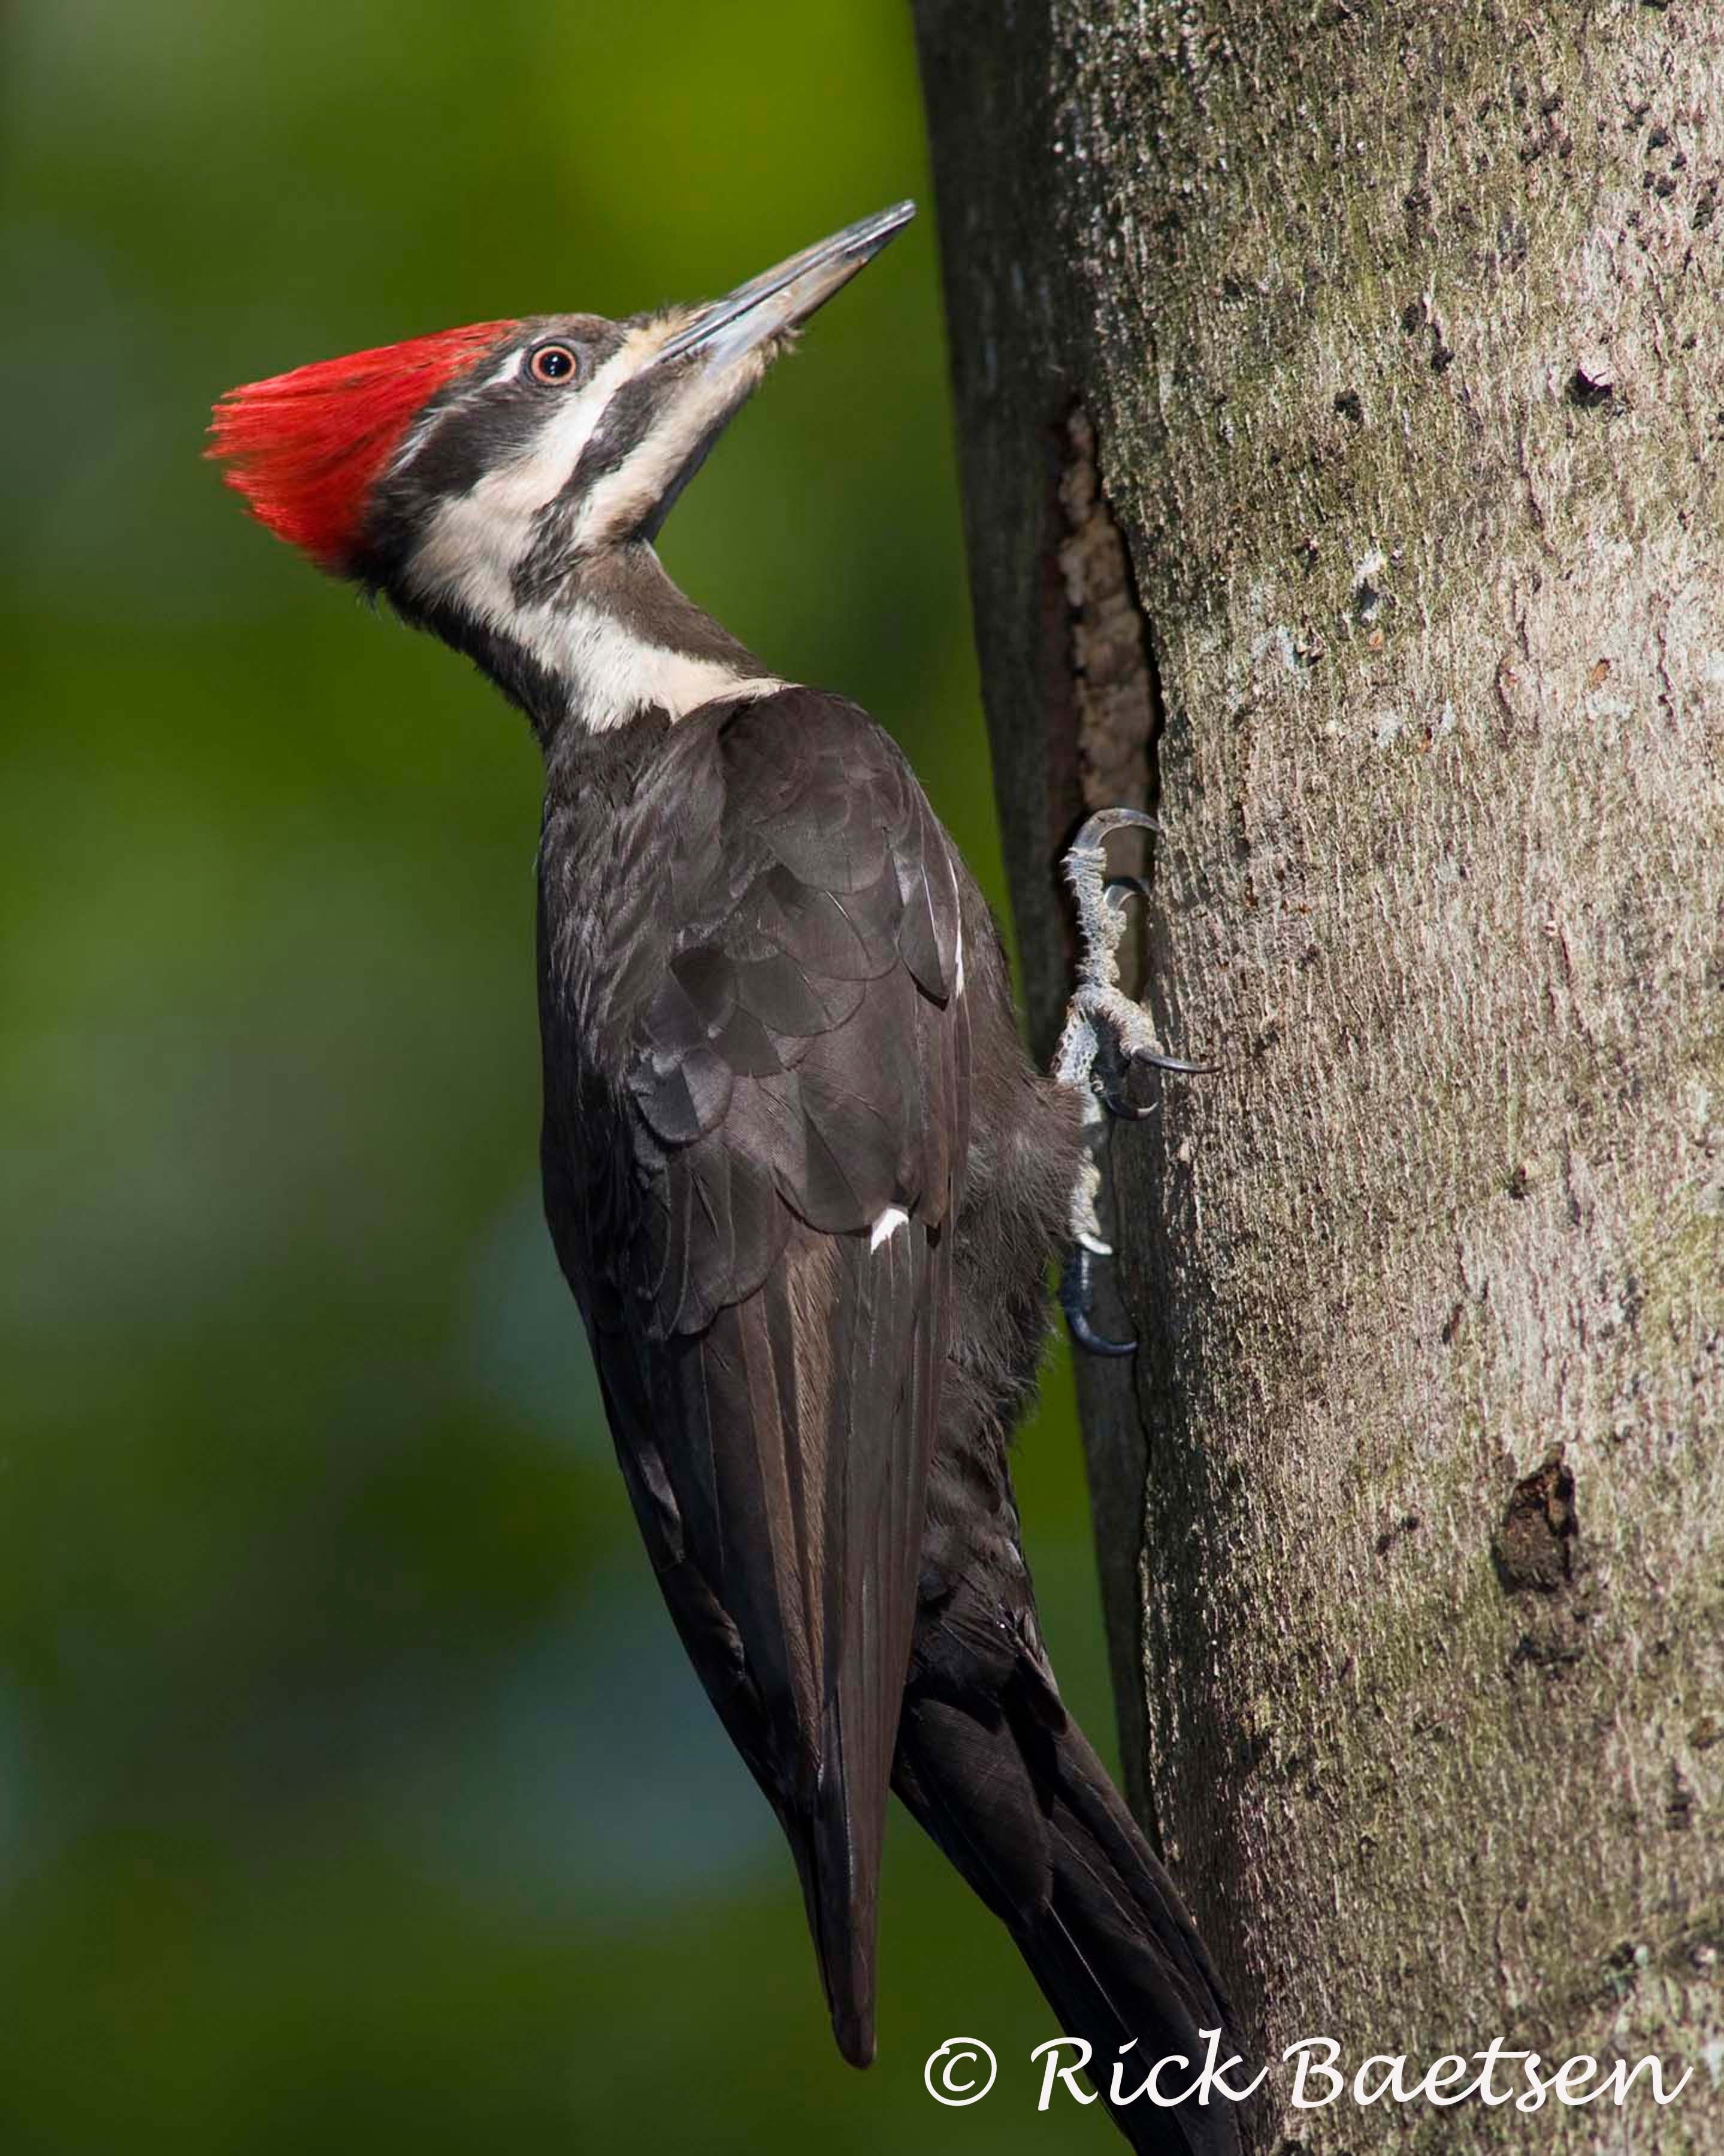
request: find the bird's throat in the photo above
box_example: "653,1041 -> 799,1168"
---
407,538 -> 780,745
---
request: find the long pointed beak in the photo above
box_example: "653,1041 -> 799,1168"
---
654,201 -> 915,370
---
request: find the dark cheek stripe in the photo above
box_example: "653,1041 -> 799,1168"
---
513,498 -> 579,605
513,375 -> 667,602
361,317 -> 632,580
568,373 -> 661,496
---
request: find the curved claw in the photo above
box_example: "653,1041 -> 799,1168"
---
1104,874 -> 1154,912
1129,1046 -> 1219,1077
1058,1249 -> 1138,1359
1072,807 -> 1160,852
1097,1046 -> 1218,1118
1069,1307 -> 1139,1356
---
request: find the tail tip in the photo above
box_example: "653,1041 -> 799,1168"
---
831,2003 -> 876,2069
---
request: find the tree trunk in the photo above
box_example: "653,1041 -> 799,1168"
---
914,2 -> 1722,2143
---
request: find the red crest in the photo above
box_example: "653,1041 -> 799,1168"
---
208,321 -> 516,569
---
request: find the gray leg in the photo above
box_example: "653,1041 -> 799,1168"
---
1052,808 -> 1212,1356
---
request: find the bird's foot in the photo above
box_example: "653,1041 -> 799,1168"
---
1052,808 -> 1214,1358
1058,1203 -> 1136,1359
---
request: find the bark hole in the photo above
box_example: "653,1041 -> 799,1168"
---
1493,1445 -> 1580,1595
1493,1444 -> 1581,1604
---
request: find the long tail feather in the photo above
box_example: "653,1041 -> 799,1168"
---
894,1688 -> 1251,2155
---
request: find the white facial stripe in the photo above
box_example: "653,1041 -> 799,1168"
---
390,398 -> 452,483
452,328 -> 658,535
404,485 -> 524,624
869,1206 -> 910,1252
400,316 -> 786,729
389,341 -> 546,484
405,492 -> 780,727
571,348 -> 768,549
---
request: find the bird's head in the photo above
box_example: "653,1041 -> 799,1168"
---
209,202 -> 914,731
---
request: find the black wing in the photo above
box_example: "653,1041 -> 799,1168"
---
539,688 -> 969,2064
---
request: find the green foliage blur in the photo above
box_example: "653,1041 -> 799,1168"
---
1,4 -> 1118,2147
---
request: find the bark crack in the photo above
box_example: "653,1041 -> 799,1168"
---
1056,403 -> 1168,1007
1057,404 -> 1165,832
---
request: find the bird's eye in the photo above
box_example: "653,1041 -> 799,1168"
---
528,342 -> 582,386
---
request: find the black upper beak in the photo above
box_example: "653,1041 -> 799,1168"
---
653,201 -> 916,370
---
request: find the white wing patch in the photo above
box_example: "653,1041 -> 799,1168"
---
869,1206 -> 910,1252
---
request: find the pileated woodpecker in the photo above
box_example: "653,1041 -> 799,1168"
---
211,204 -> 1245,2154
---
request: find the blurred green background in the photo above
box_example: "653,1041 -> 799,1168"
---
0,4 -> 1120,2148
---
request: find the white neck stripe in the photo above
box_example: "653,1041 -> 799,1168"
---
518,598 -> 782,729
397,320 -> 784,730
406,491 -> 781,728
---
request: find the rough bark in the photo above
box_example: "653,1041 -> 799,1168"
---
914,2 -> 1722,2145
